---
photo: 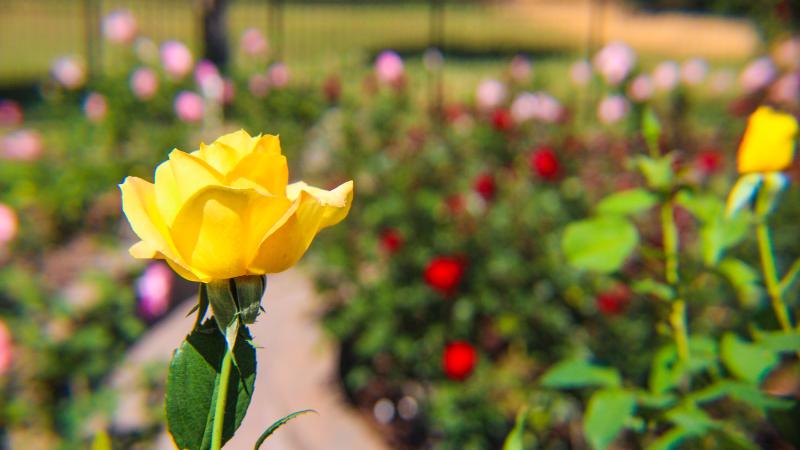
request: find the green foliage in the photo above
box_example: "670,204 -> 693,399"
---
540,359 -> 621,389
584,389 -> 636,450
165,320 -> 257,450
562,216 -> 639,273
254,410 -> 317,450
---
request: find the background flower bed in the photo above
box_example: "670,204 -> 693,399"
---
0,2 -> 798,449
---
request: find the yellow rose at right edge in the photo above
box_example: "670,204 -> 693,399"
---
737,106 -> 799,174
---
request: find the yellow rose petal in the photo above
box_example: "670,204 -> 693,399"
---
229,152 -> 288,195
155,149 -> 225,225
170,185 -> 292,280
286,180 -> 354,228
130,240 -> 203,282
737,106 -> 798,174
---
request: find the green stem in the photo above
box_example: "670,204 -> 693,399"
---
756,221 -> 794,333
778,256 -> 800,294
661,200 -> 690,362
211,344 -> 234,450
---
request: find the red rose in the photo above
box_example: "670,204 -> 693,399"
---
445,194 -> 465,215
424,256 -> 464,295
491,108 -> 513,131
443,341 -> 478,381
473,173 -> 496,201
596,285 -> 631,316
530,146 -> 560,180
322,74 -> 342,103
695,149 -> 723,175
380,229 -> 404,254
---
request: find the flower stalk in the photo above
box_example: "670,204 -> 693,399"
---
211,345 -> 234,450
661,199 -> 690,362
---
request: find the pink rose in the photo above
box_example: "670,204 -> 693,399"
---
0,203 -> 18,244
174,91 -> 204,123
374,50 -> 405,86
652,61 -> 679,91
83,92 -> 108,123
739,57 -> 776,93
475,78 -> 507,111
248,73 -> 270,98
130,67 -> 158,100
102,9 -> 137,44
628,74 -> 654,102
160,40 -> 194,79
681,58 -> 708,86
597,95 -> 629,124
594,42 -> 636,85
51,56 -> 86,90
268,63 -> 290,88
240,28 -> 268,57
570,60 -> 592,85
0,100 -> 23,127
0,320 -> 12,376
0,129 -> 43,161
136,262 -> 173,320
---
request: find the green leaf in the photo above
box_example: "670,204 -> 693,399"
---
636,390 -> 677,409
562,217 -> 639,273
725,173 -> 763,217
166,320 -> 257,450
755,172 -> 789,217
665,404 -> 717,434
642,107 -> 662,155
596,189 -> 658,217
647,426 -> 700,450
720,333 -> 779,384
192,285 -> 210,330
648,346 -> 683,395
254,410 -> 316,450
541,359 -> 621,389
636,155 -> 673,191
632,279 -> 674,301
584,388 -> 637,450
754,330 -> 800,353
502,407 -> 529,450
718,258 -> 763,308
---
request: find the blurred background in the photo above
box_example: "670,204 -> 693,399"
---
0,0 -> 798,449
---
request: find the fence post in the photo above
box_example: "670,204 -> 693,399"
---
268,0 -> 285,61
428,0 -> 445,125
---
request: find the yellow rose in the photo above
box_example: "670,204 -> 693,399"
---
120,130 -> 353,282
737,106 -> 798,174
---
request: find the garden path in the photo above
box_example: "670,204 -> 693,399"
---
111,268 -> 389,450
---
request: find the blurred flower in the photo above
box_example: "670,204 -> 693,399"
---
240,28 -> 268,57
709,68 -> 735,94
83,92 -> 108,123
769,72 -> 799,105
374,50 -> 405,87
695,148 -> 724,176
0,100 -> 23,127
476,78 -> 507,111
681,58 -> 708,86
739,57 -> 776,93
737,106 -> 797,174
173,91 -> 204,123
0,203 -> 17,244
491,108 -> 513,131
0,129 -> 43,161
444,194 -> 466,215
136,262 -> 173,320
652,60 -> 679,91
248,73 -> 270,98
512,92 -> 563,124
424,256 -> 464,296
119,130 -> 354,281
268,63 -> 290,88
773,36 -> 800,70
570,59 -> 592,85
628,74 -> 654,102
380,229 -> 404,254
195,61 -> 224,101
102,9 -> 137,45
529,146 -> 560,181
323,74 -> 342,103
596,285 -> 631,316
222,78 -> 235,105
134,36 -> 159,64
160,40 -> 194,80
593,41 -> 636,85
423,47 -> 443,72
509,55 -> 532,83
51,56 -> 86,90
597,95 -> 629,124
0,320 -> 12,376
473,173 -> 495,201
442,341 -> 477,381
130,67 -> 158,100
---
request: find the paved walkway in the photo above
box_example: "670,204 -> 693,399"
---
111,269 -> 389,450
